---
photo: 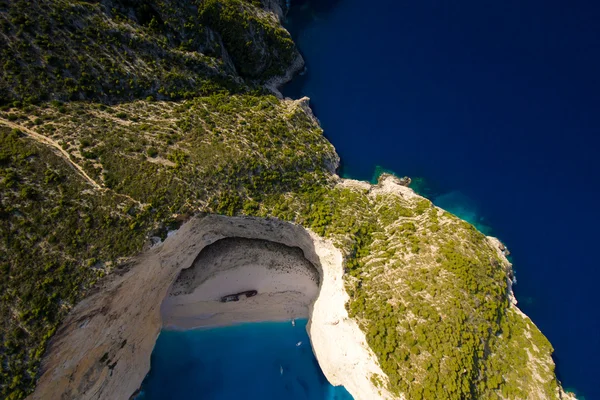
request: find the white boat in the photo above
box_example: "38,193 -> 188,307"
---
280,365 -> 283,375
296,341 -> 302,347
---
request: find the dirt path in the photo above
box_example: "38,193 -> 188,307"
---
0,117 -> 148,207
0,117 -> 103,190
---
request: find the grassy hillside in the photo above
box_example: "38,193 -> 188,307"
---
0,93 -> 337,398
248,177 -> 564,399
0,1 -> 569,399
0,0 -> 298,104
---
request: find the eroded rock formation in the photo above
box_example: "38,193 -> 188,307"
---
162,238 -> 320,328
29,215 -> 389,400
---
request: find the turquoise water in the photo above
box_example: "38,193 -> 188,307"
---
137,319 -> 353,400
369,168 -> 492,234
411,179 -> 493,235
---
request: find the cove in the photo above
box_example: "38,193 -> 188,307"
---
284,0 -> 600,398
136,319 -> 353,400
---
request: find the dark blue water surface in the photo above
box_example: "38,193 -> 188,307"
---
137,320 -> 353,400
284,0 -> 600,398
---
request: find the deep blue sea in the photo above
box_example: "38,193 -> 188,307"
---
284,0 -> 600,398
137,320 -> 353,400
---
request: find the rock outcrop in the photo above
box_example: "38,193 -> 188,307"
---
29,215 -> 389,400
0,1 -> 574,398
161,237 -> 320,328
25,173 -> 575,400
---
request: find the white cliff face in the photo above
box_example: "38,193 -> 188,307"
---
308,233 -> 395,400
28,179 -> 573,400
29,214 -> 390,400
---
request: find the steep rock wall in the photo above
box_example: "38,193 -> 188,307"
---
29,215 -> 388,400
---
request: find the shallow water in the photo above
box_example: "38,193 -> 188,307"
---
137,319 -> 353,400
284,0 -> 600,398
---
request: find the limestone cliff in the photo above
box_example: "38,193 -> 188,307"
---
0,0 -> 574,399
24,176 -> 574,400
25,215 -> 388,400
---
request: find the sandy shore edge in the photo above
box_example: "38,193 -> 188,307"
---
161,238 -> 320,330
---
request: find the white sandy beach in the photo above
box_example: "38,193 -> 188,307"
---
161,238 -> 320,329
31,214 -> 394,400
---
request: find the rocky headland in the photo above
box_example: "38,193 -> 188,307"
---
28,213 -> 390,400
26,176 -> 573,400
0,0 -> 575,399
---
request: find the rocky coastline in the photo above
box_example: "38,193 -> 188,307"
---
0,0 -> 574,398
28,214 -> 389,400
28,175 -> 575,400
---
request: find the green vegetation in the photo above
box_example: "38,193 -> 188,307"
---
0,0 -> 566,399
0,0 -> 308,397
0,127 -> 148,398
0,101 -> 565,400
2,94 -> 336,217
198,0 -> 297,79
226,170 -> 563,398
0,93 -> 339,398
0,0 -> 297,104
336,185 -> 561,399
231,171 -> 566,399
